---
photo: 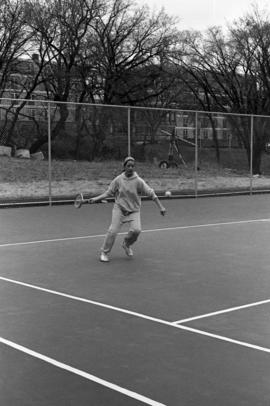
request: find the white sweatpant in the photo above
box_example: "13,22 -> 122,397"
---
101,206 -> 141,254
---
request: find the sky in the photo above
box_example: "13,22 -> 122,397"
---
136,0 -> 269,31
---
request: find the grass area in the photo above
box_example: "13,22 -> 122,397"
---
3,138 -> 270,183
0,153 -> 252,183
0,157 -> 180,182
1,153 -> 270,200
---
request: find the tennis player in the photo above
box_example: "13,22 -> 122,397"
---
89,156 -> 166,262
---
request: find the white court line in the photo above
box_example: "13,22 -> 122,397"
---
0,337 -> 166,406
0,276 -> 172,326
1,276 -> 270,355
170,324 -> 270,354
0,234 -> 106,248
1,217 -> 270,248
172,298 -> 270,324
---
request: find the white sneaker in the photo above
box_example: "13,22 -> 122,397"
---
122,242 -> 133,257
100,252 -> 109,262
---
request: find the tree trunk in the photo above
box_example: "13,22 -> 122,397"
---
208,114 -> 220,163
29,103 -> 69,154
252,143 -> 263,175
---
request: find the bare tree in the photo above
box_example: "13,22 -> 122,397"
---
25,0 -> 101,154
74,0 -> 180,158
0,0 -> 35,145
85,0 -> 179,104
170,6 -> 270,173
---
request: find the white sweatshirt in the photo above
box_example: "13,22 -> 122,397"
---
105,172 -> 157,213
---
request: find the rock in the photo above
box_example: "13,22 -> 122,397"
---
31,151 -> 44,160
15,149 -> 30,159
0,145 -> 12,157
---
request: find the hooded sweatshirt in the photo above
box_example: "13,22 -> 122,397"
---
105,172 -> 157,214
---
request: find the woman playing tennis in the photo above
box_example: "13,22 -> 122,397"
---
89,156 -> 166,262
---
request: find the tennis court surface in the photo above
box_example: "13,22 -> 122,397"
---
1,194 -> 270,406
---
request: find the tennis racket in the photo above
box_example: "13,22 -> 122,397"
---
74,193 -> 108,208
74,193 -> 91,209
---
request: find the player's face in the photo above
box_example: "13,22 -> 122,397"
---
125,162 -> 135,177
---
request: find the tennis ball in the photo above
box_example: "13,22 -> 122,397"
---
165,190 -> 172,197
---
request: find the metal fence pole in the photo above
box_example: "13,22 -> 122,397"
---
249,115 -> 254,195
48,102 -> 52,206
127,107 -> 131,156
194,111 -> 198,197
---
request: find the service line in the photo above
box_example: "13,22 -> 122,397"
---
0,217 -> 270,248
172,298 -> 270,324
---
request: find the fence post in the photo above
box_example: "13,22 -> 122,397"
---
249,115 -> 254,195
194,111 -> 198,197
127,107 -> 131,156
48,102 -> 52,206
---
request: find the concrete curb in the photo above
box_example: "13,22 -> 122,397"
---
1,187 -> 270,208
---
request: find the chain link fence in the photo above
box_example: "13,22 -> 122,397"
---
1,98 -> 270,206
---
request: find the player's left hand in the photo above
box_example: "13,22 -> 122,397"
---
160,207 -> 166,216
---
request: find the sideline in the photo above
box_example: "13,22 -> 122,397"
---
0,337 -> 166,406
1,276 -> 270,355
